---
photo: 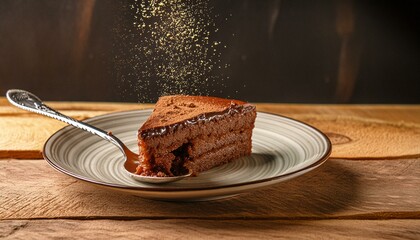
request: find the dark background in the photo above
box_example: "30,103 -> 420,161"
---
0,0 -> 419,103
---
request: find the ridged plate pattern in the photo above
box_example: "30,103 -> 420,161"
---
43,110 -> 331,201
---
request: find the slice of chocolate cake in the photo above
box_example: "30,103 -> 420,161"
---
136,95 -> 256,177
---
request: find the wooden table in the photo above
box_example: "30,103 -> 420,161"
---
1,98 -> 420,239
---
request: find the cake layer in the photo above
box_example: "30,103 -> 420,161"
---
149,129 -> 252,163
188,129 -> 253,158
184,141 -> 252,175
139,109 -> 256,153
138,130 -> 253,176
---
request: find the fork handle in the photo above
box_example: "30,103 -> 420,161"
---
6,89 -> 123,148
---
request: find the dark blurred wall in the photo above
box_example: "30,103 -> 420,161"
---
0,0 -> 419,103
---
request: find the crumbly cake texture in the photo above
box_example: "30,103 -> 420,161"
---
136,95 -> 257,177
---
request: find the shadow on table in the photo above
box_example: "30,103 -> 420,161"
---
134,159 -> 361,219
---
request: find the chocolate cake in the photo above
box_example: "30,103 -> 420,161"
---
136,95 -> 256,177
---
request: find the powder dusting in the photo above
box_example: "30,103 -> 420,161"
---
114,0 -> 230,102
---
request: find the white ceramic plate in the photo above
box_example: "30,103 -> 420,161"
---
43,110 -> 331,201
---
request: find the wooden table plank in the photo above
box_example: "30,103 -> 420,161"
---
1,158 -> 420,220
1,101 -> 420,160
2,97 -> 420,122
294,114 -> 420,159
0,101 -> 153,159
257,104 -> 420,124
1,219 -> 419,239
1,99 -> 420,238
258,104 -> 420,159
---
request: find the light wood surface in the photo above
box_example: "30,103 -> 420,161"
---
1,220 -> 419,239
1,97 -> 419,239
1,159 -> 420,219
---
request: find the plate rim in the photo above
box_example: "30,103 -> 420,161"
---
43,109 -> 332,192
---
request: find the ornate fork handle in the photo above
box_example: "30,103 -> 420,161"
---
6,89 -> 123,148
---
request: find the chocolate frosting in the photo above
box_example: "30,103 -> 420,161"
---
138,95 -> 255,139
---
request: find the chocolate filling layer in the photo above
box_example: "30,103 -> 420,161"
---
139,103 -> 255,139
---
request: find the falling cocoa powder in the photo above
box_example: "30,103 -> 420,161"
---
114,0 -> 230,102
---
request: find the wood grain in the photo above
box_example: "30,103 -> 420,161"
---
1,100 -> 420,238
256,104 -> 420,124
1,99 -> 420,160
261,104 -> 420,159
0,100 -> 152,159
1,158 -> 420,220
1,219 -> 419,239
297,114 -> 420,159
